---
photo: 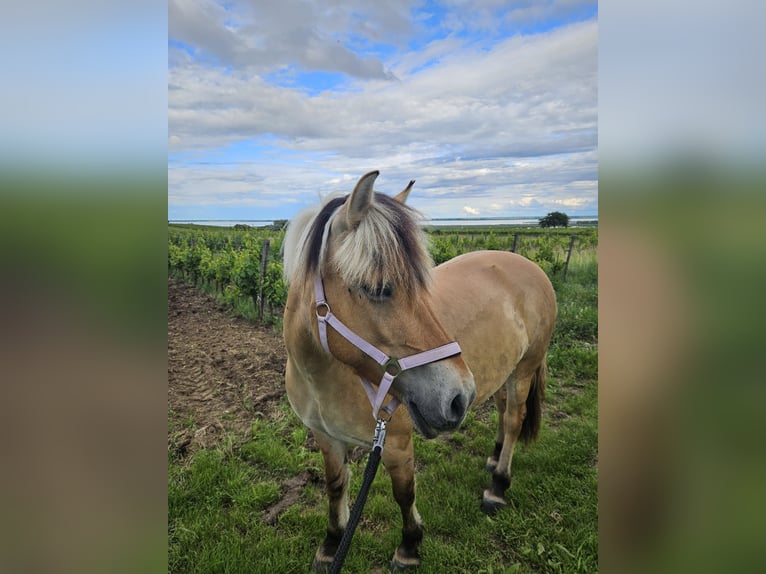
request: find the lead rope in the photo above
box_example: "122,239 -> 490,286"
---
328,419 -> 387,574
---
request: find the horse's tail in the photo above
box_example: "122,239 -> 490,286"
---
519,356 -> 547,444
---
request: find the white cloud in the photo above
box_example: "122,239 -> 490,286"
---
552,197 -> 590,207
168,4 -> 598,219
170,20 -> 596,155
168,0 -> 403,79
463,205 -> 480,216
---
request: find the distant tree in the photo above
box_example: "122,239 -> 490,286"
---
539,211 -> 569,228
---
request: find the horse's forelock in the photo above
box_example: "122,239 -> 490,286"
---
333,193 -> 433,295
286,192 -> 432,295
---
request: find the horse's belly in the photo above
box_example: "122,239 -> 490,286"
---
433,251 -> 554,405
453,307 -> 527,405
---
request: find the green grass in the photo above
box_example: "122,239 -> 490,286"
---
169,388 -> 596,573
168,248 -> 597,573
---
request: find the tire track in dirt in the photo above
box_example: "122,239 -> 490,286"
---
168,278 -> 287,456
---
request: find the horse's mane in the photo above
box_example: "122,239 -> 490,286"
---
283,192 -> 433,296
282,194 -> 344,285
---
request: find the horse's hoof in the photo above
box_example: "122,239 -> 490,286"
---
485,457 -> 498,472
481,489 -> 507,515
389,547 -> 421,571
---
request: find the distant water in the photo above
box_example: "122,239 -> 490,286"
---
422,216 -> 598,227
169,220 -> 273,227
169,216 -> 598,228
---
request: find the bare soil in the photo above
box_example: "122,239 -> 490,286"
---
168,278 -> 287,457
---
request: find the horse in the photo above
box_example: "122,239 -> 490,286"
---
282,171 -> 557,571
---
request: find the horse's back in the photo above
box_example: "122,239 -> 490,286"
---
432,250 -> 557,405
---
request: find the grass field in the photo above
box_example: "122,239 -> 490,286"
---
168,239 -> 597,573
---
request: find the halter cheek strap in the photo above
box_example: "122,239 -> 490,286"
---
314,272 -> 462,419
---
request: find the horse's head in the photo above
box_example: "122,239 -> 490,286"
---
296,171 -> 476,437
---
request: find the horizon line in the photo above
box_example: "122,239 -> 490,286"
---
169,214 -> 599,223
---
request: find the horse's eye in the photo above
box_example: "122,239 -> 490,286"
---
361,283 -> 393,301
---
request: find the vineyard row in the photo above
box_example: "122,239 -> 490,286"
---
168,225 -> 598,324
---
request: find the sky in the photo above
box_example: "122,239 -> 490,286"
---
168,0 -> 598,222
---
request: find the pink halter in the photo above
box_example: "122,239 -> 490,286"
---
313,211 -> 462,420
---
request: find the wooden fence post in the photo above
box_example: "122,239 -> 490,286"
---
562,235 -> 576,281
258,239 -> 270,320
511,233 -> 519,253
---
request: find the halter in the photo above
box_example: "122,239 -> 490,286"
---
313,208 -> 462,421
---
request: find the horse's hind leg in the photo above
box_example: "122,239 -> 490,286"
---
485,387 -> 507,472
382,432 -> 424,571
482,362 -> 545,515
481,376 -> 527,514
311,429 -> 350,573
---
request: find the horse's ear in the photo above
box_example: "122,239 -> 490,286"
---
344,170 -> 379,228
393,180 -> 415,204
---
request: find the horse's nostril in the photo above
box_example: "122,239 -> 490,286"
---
450,393 -> 466,422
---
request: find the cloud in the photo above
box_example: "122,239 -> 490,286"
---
551,196 -> 592,207
168,4 -> 598,219
168,0 -> 402,80
421,0 -> 597,35
170,20 -> 596,155
463,205 -> 480,216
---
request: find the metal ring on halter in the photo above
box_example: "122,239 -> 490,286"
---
316,302 -> 331,319
383,357 -> 402,377
376,406 -> 395,423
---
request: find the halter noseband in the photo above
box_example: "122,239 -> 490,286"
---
313,209 -> 462,420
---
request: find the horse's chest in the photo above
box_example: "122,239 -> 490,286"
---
286,362 -> 372,447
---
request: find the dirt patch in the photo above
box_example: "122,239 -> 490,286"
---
168,278 -> 287,456
263,470 -> 322,525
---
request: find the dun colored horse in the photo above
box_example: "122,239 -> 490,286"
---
283,171 -> 557,571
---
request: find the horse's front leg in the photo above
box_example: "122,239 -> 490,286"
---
485,387 -> 507,472
382,431 -> 424,571
311,428 -> 350,573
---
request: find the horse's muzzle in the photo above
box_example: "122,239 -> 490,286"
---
399,367 -> 476,438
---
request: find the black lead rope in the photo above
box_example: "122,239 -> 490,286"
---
328,419 -> 388,574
